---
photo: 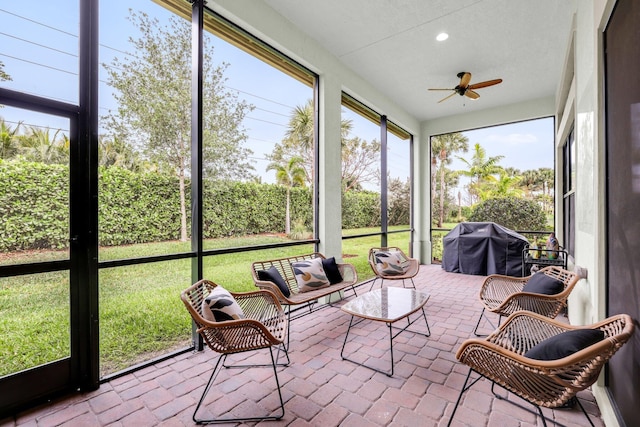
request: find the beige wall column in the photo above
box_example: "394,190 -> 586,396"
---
317,74 -> 343,259
413,128 -> 432,264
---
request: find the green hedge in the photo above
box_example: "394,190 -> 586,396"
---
0,161 -> 69,250
1,160 -> 401,251
99,167 -> 183,245
342,190 -> 380,229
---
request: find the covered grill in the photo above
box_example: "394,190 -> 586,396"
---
442,222 -> 528,276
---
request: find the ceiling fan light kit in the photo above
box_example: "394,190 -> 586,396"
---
429,71 -> 502,103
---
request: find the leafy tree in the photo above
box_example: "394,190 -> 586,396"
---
341,136 -> 380,192
431,133 -> 469,227
457,143 -> 504,204
388,177 -> 410,225
0,60 -> 10,82
103,10 -> 254,241
267,156 -> 306,234
468,196 -> 546,232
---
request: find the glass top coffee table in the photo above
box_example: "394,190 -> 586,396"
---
340,287 -> 430,376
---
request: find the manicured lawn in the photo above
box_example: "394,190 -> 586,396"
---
1,228 -> 410,377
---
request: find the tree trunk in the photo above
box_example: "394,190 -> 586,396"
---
431,156 -> 437,208
179,167 -> 187,242
438,164 -> 446,227
285,188 -> 291,235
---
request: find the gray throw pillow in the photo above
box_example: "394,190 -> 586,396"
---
524,329 -> 605,360
523,272 -> 564,295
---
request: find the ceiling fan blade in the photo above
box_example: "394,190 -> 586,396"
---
438,91 -> 457,103
428,88 -> 455,91
465,90 -> 480,100
468,78 -> 503,90
458,72 -> 472,88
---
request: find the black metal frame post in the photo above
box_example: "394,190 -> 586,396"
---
190,0 -> 205,351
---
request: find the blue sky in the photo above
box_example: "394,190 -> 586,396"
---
457,118 -> 554,173
0,0 -> 553,193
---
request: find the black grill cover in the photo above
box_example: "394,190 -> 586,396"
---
442,222 -> 529,276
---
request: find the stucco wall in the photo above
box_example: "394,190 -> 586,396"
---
566,1 -> 619,426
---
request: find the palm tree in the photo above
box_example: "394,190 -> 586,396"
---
267,156 -> 306,234
537,167 -> 554,212
98,135 -> 142,171
457,143 -> 504,204
281,99 -> 352,185
17,126 -> 68,164
431,133 -> 469,227
520,169 -> 541,197
283,100 -> 315,184
0,119 -> 21,159
478,172 -> 524,200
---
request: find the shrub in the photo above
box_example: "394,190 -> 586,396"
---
342,190 -> 380,229
468,197 -> 546,232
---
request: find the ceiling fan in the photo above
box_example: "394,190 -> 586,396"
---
429,72 -> 502,103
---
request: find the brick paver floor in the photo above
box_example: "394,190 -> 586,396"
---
1,265 -> 604,426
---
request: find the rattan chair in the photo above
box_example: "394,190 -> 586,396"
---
181,279 -> 289,424
448,311 -> 634,427
473,265 -> 580,336
368,247 -> 419,290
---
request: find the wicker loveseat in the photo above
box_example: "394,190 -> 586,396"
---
251,252 -> 358,347
251,252 -> 358,306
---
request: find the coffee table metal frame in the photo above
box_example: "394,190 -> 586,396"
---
340,287 -> 430,376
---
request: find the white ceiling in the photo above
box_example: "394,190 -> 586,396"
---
261,0 -> 576,122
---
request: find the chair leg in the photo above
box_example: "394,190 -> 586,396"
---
472,307 -> 486,336
575,396 -> 596,427
447,368 -> 482,427
193,347 -> 285,424
192,354 -> 225,424
473,308 -> 499,336
285,306 -> 291,351
536,406 -> 548,427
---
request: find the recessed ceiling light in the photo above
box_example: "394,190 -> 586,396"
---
436,32 -> 449,42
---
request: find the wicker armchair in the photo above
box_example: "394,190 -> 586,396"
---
473,265 -> 580,336
448,311 -> 635,427
181,279 -> 289,424
368,247 -> 420,290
